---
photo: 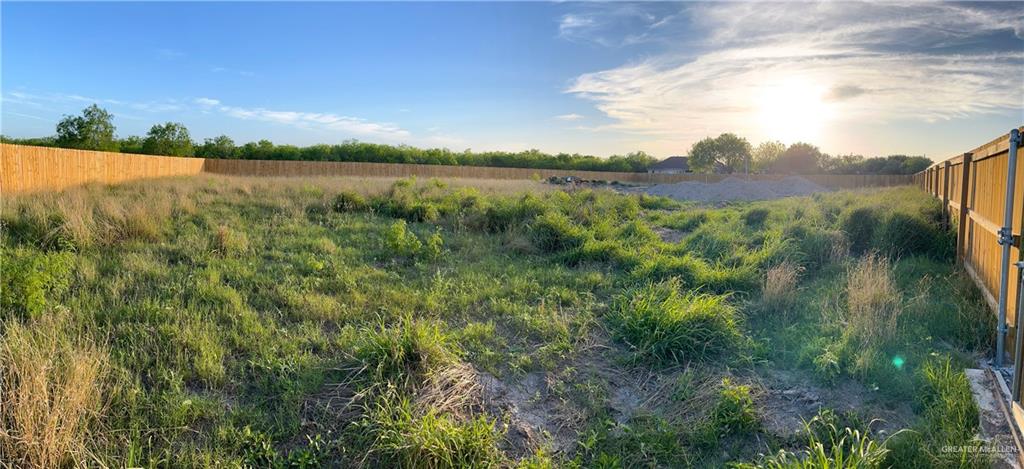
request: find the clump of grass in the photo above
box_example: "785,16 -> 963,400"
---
846,254 -> 900,345
352,317 -> 457,388
783,223 -> 848,270
0,314 -> 108,468
838,206 -> 882,255
761,261 -> 803,316
530,211 -> 588,253
658,209 -> 707,232
637,193 -> 680,210
874,211 -> 947,259
743,207 -> 771,227
918,359 -> 979,443
608,278 -> 741,364
751,410 -> 888,468
361,392 -> 504,469
885,358 -> 988,467
476,194 -> 546,233
332,191 -> 369,212
213,225 -> 249,257
120,204 -> 163,242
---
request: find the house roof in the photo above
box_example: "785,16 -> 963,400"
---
650,156 -> 689,171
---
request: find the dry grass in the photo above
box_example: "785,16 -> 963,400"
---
761,261 -> 803,316
213,225 -> 249,257
106,174 -> 551,199
2,186 -> 172,248
0,314 -> 108,468
414,362 -> 483,419
846,253 -> 901,344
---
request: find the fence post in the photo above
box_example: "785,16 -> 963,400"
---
956,153 -> 972,263
942,161 -> 951,230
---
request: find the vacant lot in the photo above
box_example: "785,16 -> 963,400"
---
0,176 -> 995,467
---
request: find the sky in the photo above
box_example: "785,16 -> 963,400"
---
2,1 -> 1022,161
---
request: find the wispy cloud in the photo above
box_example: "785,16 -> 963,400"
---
196,98 -> 410,139
554,113 -> 584,121
557,3 -> 683,47
566,2 -> 1024,149
3,90 -> 184,113
211,66 -> 255,77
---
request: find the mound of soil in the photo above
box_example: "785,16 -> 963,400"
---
644,176 -> 829,202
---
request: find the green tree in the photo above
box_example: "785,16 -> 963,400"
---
142,122 -> 194,156
55,104 -> 118,151
752,141 -> 786,173
688,133 -> 752,174
773,142 -> 823,174
197,135 -> 236,158
689,137 -> 717,173
119,136 -> 145,154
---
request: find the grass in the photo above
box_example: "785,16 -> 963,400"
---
846,253 -> 901,345
0,312 -> 108,467
0,178 -> 994,467
608,279 -> 742,364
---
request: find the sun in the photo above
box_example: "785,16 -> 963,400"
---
756,79 -> 832,144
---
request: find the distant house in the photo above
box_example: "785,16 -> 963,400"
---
648,156 -> 692,174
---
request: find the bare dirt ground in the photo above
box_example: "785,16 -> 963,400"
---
634,176 -> 830,202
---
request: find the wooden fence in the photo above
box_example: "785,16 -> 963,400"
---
1,143 -> 205,194
0,143 -> 913,195
913,127 -> 1024,403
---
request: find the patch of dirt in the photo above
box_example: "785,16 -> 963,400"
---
653,226 -> 685,243
754,368 -> 915,438
478,370 -> 579,456
644,176 -> 830,202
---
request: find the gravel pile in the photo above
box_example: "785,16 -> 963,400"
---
644,176 -> 829,202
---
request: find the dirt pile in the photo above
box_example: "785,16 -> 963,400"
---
644,176 -> 829,202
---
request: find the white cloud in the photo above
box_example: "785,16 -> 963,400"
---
2,91 -> 184,113
566,2 -> 1024,151
207,100 -> 411,139
555,113 -> 584,121
211,66 -> 255,77
195,97 -> 221,107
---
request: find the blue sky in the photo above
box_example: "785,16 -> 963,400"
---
2,2 -> 1022,160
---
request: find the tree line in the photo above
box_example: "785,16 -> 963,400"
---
1,104 -> 931,175
1,105 -> 655,172
689,133 -> 931,175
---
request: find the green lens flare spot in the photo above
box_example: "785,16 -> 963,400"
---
892,356 -> 905,369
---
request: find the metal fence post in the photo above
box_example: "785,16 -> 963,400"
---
997,128 -> 1021,367
956,153 -> 973,263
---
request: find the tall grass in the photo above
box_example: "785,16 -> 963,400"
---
846,254 -> 900,345
761,261 -> 803,316
0,314 -> 108,468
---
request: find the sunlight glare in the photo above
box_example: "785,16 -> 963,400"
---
756,79 -> 832,144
